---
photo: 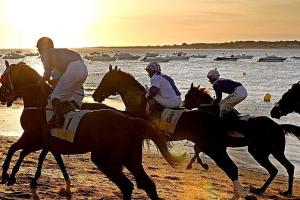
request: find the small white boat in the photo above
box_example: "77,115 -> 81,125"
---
141,56 -> 170,62
3,52 -> 25,59
233,53 -> 254,59
90,53 -> 116,61
25,52 -> 39,57
114,53 -> 140,60
258,54 -> 287,62
291,56 -> 300,60
145,52 -> 159,57
166,52 -> 190,60
191,54 -> 207,58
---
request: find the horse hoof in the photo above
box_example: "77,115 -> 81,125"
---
30,181 -> 37,189
1,173 -> 9,184
58,188 -> 72,197
280,190 -> 293,197
244,194 -> 257,200
249,186 -> 264,195
7,176 -> 16,186
186,164 -> 192,170
202,163 -> 209,170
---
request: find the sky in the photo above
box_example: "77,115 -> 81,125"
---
0,0 -> 300,48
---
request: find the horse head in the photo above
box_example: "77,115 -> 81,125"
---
92,65 -> 120,102
0,60 -> 48,107
271,82 -> 300,119
184,83 -> 213,110
93,65 -> 147,116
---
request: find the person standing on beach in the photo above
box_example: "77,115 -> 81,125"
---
207,68 -> 247,117
37,37 -> 88,127
145,62 -> 182,111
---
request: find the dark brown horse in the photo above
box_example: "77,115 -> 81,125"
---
271,81 -> 300,119
183,83 -> 300,197
0,61 -> 184,200
92,66 -> 261,200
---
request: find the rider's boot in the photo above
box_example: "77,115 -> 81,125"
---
49,98 -> 65,128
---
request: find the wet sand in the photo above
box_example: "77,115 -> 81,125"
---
0,104 -> 300,199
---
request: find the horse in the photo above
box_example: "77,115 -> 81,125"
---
183,83 -> 300,197
92,66 -> 261,200
0,61 -> 185,200
271,81 -> 300,119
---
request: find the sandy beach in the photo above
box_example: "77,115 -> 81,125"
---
0,105 -> 300,200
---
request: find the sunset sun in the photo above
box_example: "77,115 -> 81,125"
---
3,0 -> 101,47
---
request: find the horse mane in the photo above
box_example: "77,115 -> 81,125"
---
10,62 -> 42,82
280,82 -> 300,104
110,69 -> 146,93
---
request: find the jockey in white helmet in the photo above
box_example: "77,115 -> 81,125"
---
207,68 -> 247,117
145,62 -> 182,109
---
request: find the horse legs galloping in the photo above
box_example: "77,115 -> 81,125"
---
248,146 -> 278,195
186,145 -> 209,170
7,149 -> 32,185
30,150 -> 71,198
272,150 -> 294,197
1,133 -> 34,184
205,148 -> 255,200
124,144 -> 159,200
91,152 -> 134,200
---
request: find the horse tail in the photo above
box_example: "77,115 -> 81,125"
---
130,118 -> 186,168
280,124 -> 300,140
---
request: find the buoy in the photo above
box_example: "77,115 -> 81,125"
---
264,93 -> 271,102
242,72 -> 246,75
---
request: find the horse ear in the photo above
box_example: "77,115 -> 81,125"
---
196,85 -> 200,89
109,64 -> 112,71
114,65 -> 118,70
5,60 -> 9,68
191,83 -> 194,88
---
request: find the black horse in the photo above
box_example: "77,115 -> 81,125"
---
271,81 -> 300,119
184,83 -> 300,197
0,61 -> 184,200
92,66 -> 267,200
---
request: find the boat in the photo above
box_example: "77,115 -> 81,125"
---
166,52 -> 190,60
191,54 -> 207,58
258,54 -> 287,62
114,52 -> 140,60
90,53 -> 116,61
141,55 -> 170,62
291,56 -> 300,60
24,52 -> 39,57
145,52 -> 159,57
3,52 -> 25,59
214,56 -> 238,61
233,53 -> 254,59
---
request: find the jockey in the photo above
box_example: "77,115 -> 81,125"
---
37,37 -> 88,127
145,62 -> 182,109
207,68 -> 247,117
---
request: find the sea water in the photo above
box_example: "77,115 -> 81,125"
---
0,48 -> 299,178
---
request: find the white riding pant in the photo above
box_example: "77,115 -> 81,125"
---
51,60 -> 88,102
219,85 -> 247,112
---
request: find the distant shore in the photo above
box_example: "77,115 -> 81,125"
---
1,40 -> 300,50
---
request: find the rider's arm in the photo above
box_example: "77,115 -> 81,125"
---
40,53 -> 53,82
212,84 -> 222,104
147,86 -> 160,98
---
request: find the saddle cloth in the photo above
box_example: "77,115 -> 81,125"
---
160,108 -> 185,134
46,103 -> 91,142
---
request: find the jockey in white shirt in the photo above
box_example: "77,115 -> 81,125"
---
145,62 -> 182,109
37,37 -> 88,127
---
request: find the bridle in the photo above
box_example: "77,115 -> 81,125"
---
0,67 -> 45,110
